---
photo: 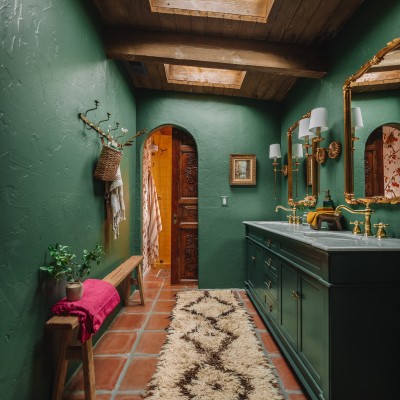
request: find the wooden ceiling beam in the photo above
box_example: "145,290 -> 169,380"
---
104,29 -> 327,79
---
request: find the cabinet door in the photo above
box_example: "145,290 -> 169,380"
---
298,273 -> 328,392
279,261 -> 298,351
246,240 -> 265,303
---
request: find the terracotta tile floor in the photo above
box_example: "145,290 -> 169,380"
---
62,268 -> 307,400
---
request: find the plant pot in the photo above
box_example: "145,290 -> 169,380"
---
66,282 -> 83,302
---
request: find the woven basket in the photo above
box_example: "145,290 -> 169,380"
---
94,145 -> 122,181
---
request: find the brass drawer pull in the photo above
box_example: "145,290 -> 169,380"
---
251,256 -> 256,261
265,258 -> 272,267
265,238 -> 272,247
267,280 -> 272,289
291,290 -> 301,299
267,304 -> 273,312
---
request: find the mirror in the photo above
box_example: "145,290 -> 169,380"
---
343,37 -> 400,204
287,112 -> 318,207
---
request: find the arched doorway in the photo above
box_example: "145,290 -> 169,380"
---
142,126 -> 198,285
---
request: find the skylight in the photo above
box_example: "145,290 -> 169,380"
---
149,0 -> 274,23
164,64 -> 246,89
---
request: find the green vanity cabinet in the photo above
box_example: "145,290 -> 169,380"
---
244,221 -> 400,400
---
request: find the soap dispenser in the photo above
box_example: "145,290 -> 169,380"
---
323,189 -> 334,210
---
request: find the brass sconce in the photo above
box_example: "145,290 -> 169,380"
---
309,107 -> 329,164
351,106 -> 364,150
269,144 -> 288,197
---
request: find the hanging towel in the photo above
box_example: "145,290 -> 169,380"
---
106,166 -> 126,239
51,279 -> 120,342
147,171 -> 162,265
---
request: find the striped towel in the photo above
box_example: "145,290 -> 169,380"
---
106,167 -> 126,239
147,172 -> 162,264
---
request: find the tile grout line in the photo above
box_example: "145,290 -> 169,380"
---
109,277 -> 166,400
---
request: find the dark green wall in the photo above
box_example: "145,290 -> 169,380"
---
0,1 -> 137,399
281,0 -> 400,237
135,90 -> 282,288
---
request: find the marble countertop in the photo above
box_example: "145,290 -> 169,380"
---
243,221 -> 400,252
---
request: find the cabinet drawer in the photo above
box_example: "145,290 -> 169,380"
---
263,251 -> 278,277
264,271 -> 278,301
247,228 -> 279,252
263,291 -> 278,323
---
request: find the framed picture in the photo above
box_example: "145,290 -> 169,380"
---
229,154 -> 256,185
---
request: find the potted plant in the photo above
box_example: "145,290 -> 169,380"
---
40,243 -> 104,301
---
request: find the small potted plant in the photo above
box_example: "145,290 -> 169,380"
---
40,243 -> 104,301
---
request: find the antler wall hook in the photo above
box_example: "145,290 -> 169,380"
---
80,100 -> 99,130
97,112 -> 111,129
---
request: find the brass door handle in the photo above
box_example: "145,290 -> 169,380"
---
251,256 -> 256,261
173,214 -> 178,224
267,280 -> 272,289
265,258 -> 272,267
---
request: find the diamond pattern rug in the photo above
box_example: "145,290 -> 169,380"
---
144,290 -> 284,400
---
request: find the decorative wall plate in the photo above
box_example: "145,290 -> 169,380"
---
328,141 -> 342,159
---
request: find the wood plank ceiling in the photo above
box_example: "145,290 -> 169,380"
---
90,0 -> 365,102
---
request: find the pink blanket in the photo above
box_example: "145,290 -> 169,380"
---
51,279 -> 120,342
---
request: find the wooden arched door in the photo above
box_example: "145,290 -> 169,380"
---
171,128 -> 198,284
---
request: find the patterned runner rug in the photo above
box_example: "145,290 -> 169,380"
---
144,290 -> 284,400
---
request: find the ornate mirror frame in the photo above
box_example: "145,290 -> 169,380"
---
287,111 -> 318,207
343,37 -> 400,205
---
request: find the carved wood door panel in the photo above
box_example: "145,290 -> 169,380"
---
171,128 -> 198,284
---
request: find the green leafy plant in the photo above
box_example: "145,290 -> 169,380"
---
40,243 -> 104,283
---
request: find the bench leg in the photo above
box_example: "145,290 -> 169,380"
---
137,261 -> 145,306
81,338 -> 96,400
52,330 -> 73,400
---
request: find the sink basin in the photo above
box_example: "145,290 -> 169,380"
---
303,231 -> 357,240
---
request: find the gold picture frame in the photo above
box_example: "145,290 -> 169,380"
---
229,154 -> 256,185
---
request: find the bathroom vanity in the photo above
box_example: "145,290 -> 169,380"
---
244,221 -> 400,400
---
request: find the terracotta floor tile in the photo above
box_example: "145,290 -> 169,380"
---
135,331 -> 167,354
272,356 -> 303,392
119,357 -> 158,391
110,313 -> 147,330
67,356 -> 127,391
158,289 -> 180,300
287,393 -> 309,400
163,282 -> 198,289
144,281 -> 163,289
63,393 -> 111,400
153,300 -> 176,313
94,332 -> 138,355
259,331 -> 280,355
131,289 -> 158,301
125,300 -> 154,313
242,299 -> 258,314
250,313 -> 267,331
144,314 -> 171,330
114,395 -> 145,400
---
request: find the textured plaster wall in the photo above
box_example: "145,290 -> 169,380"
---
281,0 -> 400,237
0,1 -> 137,399
135,91 -> 282,289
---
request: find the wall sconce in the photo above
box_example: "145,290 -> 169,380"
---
269,144 -> 288,175
298,117 -> 316,158
309,107 -> 329,142
269,143 -> 288,198
351,106 -> 363,150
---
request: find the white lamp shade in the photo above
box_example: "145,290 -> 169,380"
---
292,143 -> 303,159
351,107 -> 363,130
309,107 -> 329,133
269,143 -> 281,159
298,117 -> 316,139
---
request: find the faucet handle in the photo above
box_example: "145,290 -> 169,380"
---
350,220 -> 364,235
373,222 -> 389,239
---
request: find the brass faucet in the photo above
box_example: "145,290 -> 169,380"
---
334,203 -> 375,236
373,222 -> 389,239
275,205 -> 298,224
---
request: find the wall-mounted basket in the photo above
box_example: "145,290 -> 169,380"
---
94,145 -> 122,181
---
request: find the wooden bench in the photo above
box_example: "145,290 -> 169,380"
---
46,255 -> 144,400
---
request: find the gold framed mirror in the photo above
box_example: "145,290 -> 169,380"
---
343,37 -> 400,204
287,112 -> 318,207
